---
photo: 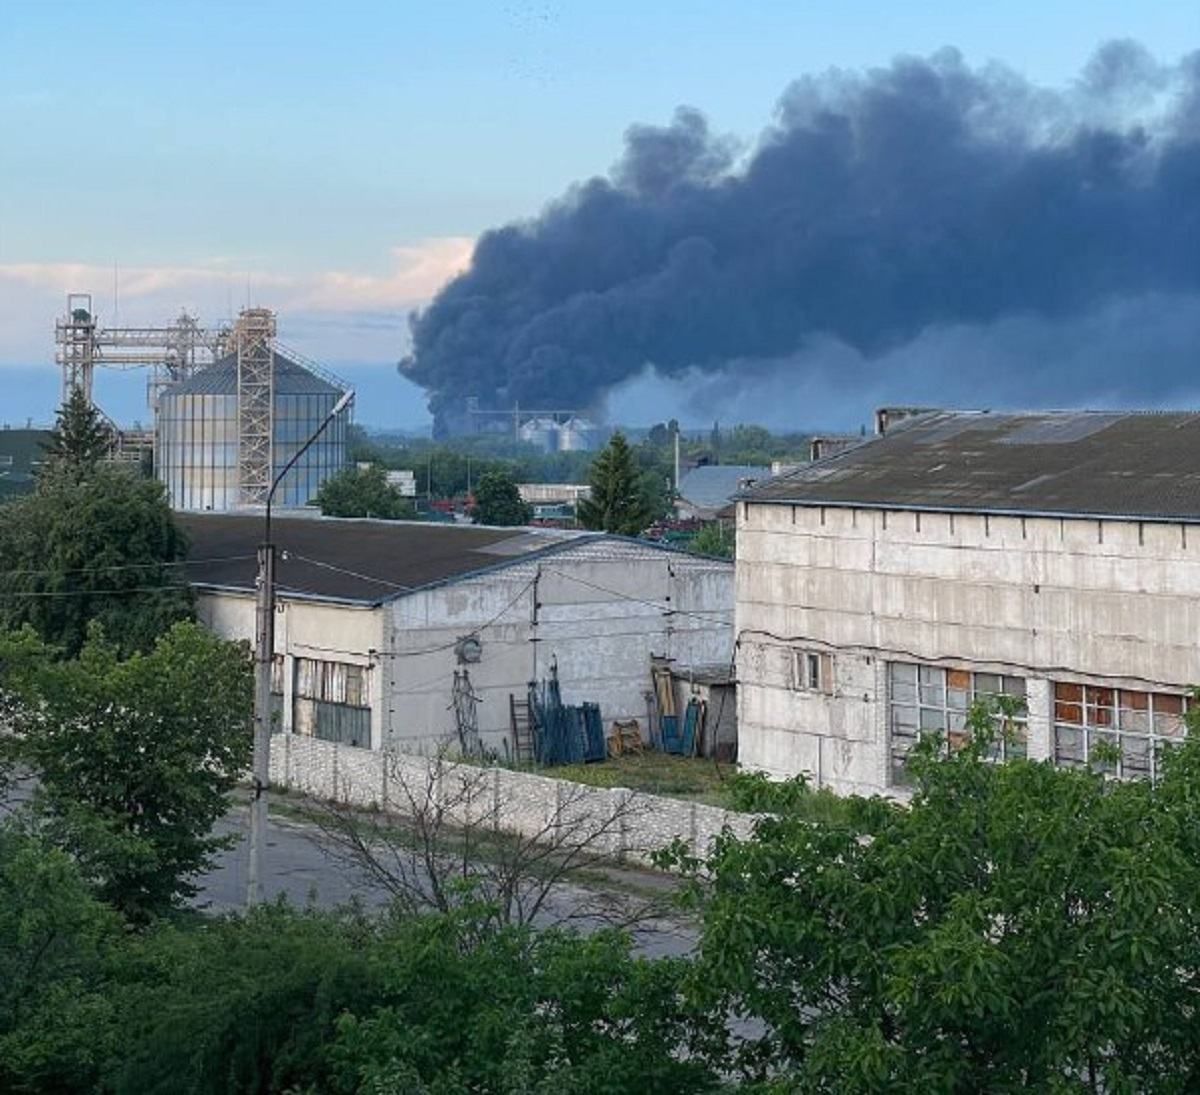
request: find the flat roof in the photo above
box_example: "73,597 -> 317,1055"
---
742,410 -> 1200,523
181,513 -> 591,605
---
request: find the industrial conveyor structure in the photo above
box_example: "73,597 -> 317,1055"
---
55,292 -> 233,414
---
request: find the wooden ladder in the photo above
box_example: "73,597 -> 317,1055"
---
510,693 -> 534,764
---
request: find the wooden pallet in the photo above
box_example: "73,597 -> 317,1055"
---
607,719 -> 643,757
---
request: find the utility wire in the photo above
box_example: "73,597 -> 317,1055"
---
0,583 -> 193,600
0,553 -> 256,579
539,566 -> 734,625
374,574 -> 539,659
288,621 -> 718,662
283,552 -> 412,592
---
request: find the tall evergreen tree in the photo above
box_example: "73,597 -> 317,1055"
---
0,464 -> 193,656
44,388 -> 113,472
577,432 -> 654,535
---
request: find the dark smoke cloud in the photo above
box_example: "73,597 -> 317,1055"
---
401,42 -> 1200,427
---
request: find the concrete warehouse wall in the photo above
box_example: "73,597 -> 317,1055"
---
270,733 -> 757,865
736,501 -> 1200,796
381,541 -> 733,754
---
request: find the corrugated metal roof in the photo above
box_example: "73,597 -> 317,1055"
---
743,410 -> 1200,522
165,351 -> 341,397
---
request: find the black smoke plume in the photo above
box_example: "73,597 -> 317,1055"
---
401,42 -> 1200,430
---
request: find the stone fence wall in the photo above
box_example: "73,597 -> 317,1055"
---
271,733 -> 758,865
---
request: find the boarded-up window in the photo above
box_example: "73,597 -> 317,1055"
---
791,649 -> 833,694
1053,682 -> 1187,780
296,658 -> 369,708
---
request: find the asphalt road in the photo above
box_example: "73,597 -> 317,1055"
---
195,804 -> 390,913
195,797 -> 699,959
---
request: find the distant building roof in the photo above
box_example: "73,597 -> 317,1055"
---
0,429 -> 51,498
743,410 -> 1200,523
678,465 -> 769,512
166,351 -> 341,397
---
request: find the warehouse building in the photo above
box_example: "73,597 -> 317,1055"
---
736,409 -> 1200,797
183,514 -> 733,755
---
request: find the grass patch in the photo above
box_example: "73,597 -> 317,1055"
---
548,752 -> 732,805
545,754 -> 865,824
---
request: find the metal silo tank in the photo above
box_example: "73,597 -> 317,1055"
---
556,416 -> 596,452
155,350 -> 350,511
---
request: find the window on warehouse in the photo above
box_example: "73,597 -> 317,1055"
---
888,662 -> 1027,785
1053,683 -> 1187,780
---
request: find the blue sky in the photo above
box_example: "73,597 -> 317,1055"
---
2,1 -> 1197,427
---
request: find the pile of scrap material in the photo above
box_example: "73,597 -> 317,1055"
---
648,657 -> 707,756
525,660 -> 606,766
606,720 -> 642,757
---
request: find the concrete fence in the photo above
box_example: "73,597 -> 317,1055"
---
270,733 -> 758,865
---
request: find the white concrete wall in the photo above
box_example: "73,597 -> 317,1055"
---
270,733 -> 757,865
381,542 -> 733,755
736,500 -> 1200,796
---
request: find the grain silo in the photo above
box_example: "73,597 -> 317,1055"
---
518,416 -> 560,453
156,310 -> 351,511
556,415 -> 597,452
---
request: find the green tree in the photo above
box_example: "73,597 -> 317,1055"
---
2,622 -> 252,923
108,903 -> 387,1095
0,463 -> 193,657
472,468 -> 532,526
101,905 -> 714,1095
314,464 -> 415,519
689,522 -> 734,559
43,387 -> 113,472
328,917 -> 714,1095
578,432 -> 656,534
668,697 -> 1200,1091
0,821 -> 121,1094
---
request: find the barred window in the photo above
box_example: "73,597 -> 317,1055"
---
888,662 -> 1026,785
1053,683 -> 1186,780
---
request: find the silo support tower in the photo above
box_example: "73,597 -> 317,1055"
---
235,309 -> 277,506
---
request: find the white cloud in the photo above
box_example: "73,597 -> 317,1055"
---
0,237 -> 474,368
294,238 -> 475,311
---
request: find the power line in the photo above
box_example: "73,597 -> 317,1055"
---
288,621 -> 718,663
283,552 -> 412,592
374,574 -> 539,659
0,553 -> 256,579
0,583 -> 192,601
538,566 -> 734,625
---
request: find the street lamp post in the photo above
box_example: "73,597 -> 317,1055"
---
247,389 -> 353,908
